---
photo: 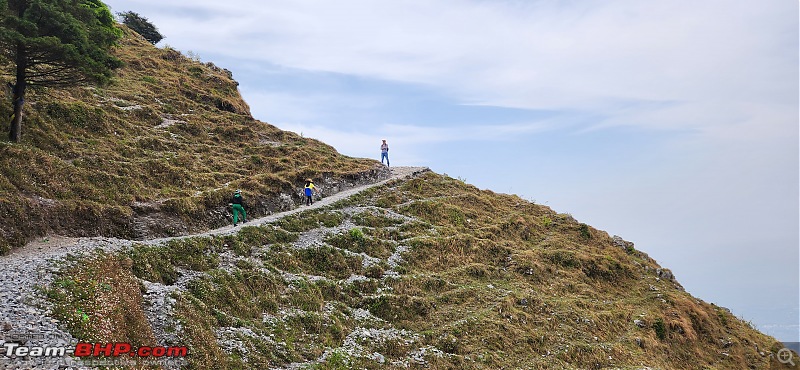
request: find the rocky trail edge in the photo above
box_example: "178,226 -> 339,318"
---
0,166 -> 428,369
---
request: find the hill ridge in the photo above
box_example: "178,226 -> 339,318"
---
0,26 -> 385,253
2,170 -> 793,369
0,25 -> 793,370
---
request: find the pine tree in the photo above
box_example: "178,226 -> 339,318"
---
0,0 -> 123,142
118,11 -> 163,45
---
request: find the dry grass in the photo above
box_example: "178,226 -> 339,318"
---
44,251 -> 155,346
31,26 -> 794,370
0,25 -> 381,253
44,171 -> 794,369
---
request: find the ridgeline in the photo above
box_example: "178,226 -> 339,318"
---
0,25 -> 793,370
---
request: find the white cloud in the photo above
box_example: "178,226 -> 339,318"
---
276,118 -> 552,158
108,0 -> 797,132
103,0 -> 799,341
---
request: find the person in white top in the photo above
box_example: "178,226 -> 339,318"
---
380,139 -> 390,167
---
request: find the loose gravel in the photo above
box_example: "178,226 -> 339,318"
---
0,166 -> 427,370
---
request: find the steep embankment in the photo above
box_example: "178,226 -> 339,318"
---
4,171 -> 791,370
0,26 -> 384,254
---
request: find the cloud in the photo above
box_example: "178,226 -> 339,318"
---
277,118 -> 552,157
102,0 -> 800,341
107,0 -> 797,134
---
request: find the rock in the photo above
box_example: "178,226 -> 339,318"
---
612,235 -> 635,251
634,319 -> 646,328
656,268 -> 674,281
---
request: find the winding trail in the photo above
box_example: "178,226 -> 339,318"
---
0,166 -> 428,369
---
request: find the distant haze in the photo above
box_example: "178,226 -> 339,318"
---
103,0 -> 799,341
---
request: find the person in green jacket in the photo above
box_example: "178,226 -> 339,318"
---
230,189 -> 246,226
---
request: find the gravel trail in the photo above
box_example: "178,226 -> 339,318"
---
0,166 -> 427,369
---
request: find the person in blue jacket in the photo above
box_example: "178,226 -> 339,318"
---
304,179 -> 318,206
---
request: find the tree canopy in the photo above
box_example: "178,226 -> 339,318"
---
0,0 -> 123,142
118,11 -> 163,45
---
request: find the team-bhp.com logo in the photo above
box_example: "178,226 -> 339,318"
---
74,342 -> 187,358
4,341 -> 187,359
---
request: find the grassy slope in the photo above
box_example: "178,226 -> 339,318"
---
2,23 -> 789,370
47,173 -> 793,369
0,27 -> 380,253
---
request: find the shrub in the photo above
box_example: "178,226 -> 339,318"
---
653,318 -> 667,340
118,11 -> 164,44
348,227 -> 364,241
579,223 -> 592,239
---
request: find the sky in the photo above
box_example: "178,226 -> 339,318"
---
102,0 -> 799,342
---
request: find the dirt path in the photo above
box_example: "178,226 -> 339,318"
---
0,166 -> 427,369
144,166 -> 428,245
5,166 -> 428,261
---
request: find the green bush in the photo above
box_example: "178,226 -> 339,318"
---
579,223 -> 592,239
348,227 -> 364,240
653,318 -> 667,340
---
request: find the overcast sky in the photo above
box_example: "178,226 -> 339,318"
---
102,0 -> 799,342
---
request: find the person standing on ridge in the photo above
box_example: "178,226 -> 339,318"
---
304,179 -> 318,206
230,189 -> 246,226
380,139 -> 390,167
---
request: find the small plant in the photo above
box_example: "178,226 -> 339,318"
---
579,223 -> 591,239
545,249 -> 579,268
715,308 -> 729,326
348,227 -> 365,241
188,65 -> 203,76
296,246 -> 363,279
653,318 -> 667,340
141,75 -> 158,84
364,264 -> 384,279
319,350 -> 350,369
540,216 -> 552,228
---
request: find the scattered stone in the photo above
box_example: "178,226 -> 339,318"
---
612,235 -> 635,251
656,268 -> 674,281
0,167 -> 428,369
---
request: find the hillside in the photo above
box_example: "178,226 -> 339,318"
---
2,170 -> 793,369
0,25 -> 795,370
0,26 -> 385,254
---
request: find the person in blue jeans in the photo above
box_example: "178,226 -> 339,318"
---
380,139 -> 389,167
